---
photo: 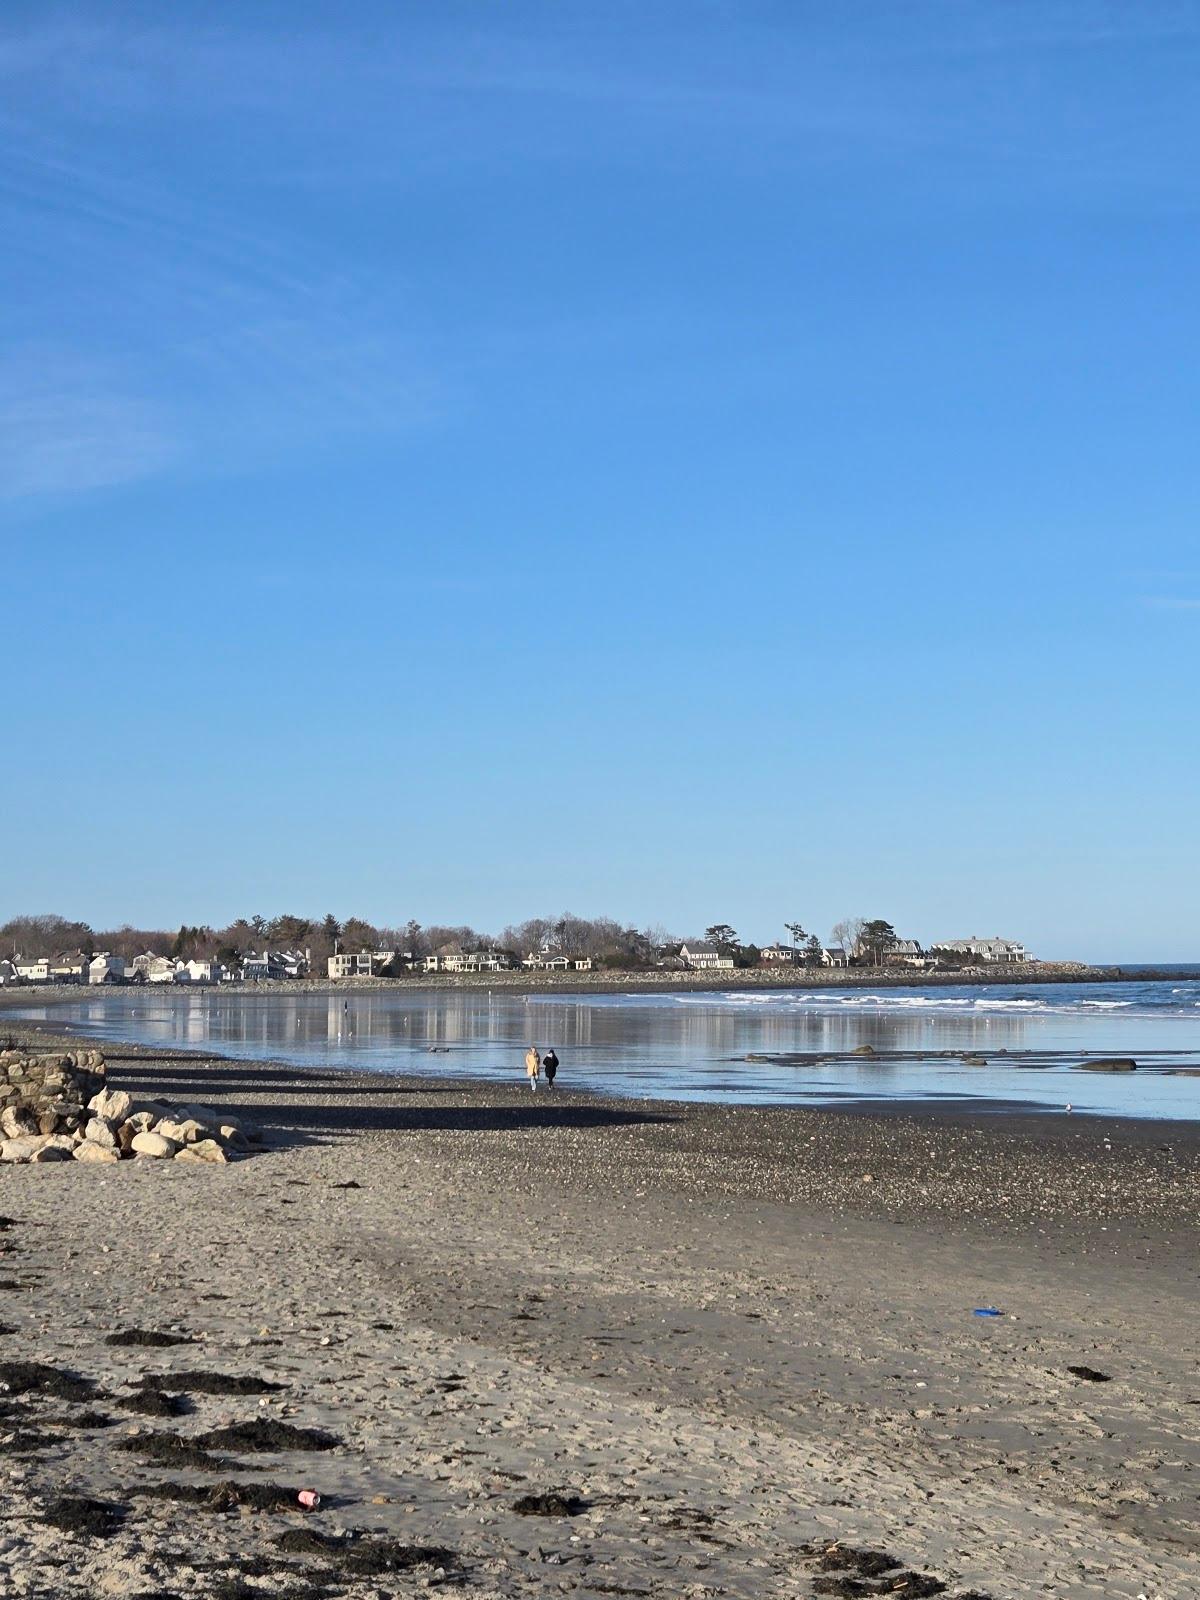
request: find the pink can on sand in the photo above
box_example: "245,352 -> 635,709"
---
298,1490 -> 321,1509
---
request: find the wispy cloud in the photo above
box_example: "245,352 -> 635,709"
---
0,348 -> 174,499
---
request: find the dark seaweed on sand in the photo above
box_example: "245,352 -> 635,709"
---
0,1218 -> 16,1231
106,1328 -> 195,1348
50,1409 -> 114,1430
138,1370 -> 285,1395
141,1478 -> 301,1513
814,1547 -> 898,1577
513,1491 -> 589,1516
0,1324 -> 15,1336
115,1388 -> 191,1418
0,1360 -> 96,1402
115,1431 -> 241,1471
1067,1364 -> 1111,1383
275,1529 -> 455,1575
42,1495 -> 125,1539
197,1418 -> 339,1452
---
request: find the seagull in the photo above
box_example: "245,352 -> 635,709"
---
1065,1102 -> 1073,1113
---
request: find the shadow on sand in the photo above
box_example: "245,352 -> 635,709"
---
103,1057 -> 673,1145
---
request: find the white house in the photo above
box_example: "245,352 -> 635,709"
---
884,939 -> 927,968
131,953 -> 178,983
14,957 -> 51,982
760,945 -> 797,965
821,947 -> 849,968
88,954 -> 126,984
679,942 -> 735,971
177,958 -> 221,984
425,949 -> 512,974
50,952 -> 90,983
931,937 -> 1028,964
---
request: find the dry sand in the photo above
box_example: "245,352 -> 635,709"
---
2,1031 -> 1199,1599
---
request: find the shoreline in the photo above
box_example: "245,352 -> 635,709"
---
0,960 -> 1167,1006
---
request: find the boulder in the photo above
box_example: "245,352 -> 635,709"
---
1,1135 -> 44,1163
1078,1058 -> 1137,1073
174,1139 -> 228,1164
124,1111 -> 157,1134
131,1130 -> 178,1159
176,1118 -> 214,1144
0,1106 -> 38,1140
154,1119 -> 190,1144
851,1044 -> 877,1058
83,1117 -> 118,1149
73,1141 -> 120,1164
30,1138 -> 74,1163
117,1122 -> 137,1155
219,1125 -> 250,1152
88,1087 -> 133,1123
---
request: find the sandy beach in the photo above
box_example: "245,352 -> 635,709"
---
3,1024 -> 1199,1599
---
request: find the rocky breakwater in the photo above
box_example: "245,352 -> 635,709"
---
0,1049 -> 263,1166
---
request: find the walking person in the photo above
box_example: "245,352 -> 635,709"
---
524,1044 -> 541,1092
542,1048 -> 559,1088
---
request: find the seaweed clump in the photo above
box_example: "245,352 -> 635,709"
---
197,1419 -> 338,1453
275,1529 -> 454,1575
42,1496 -> 124,1539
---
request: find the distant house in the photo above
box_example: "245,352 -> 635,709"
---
931,937 -> 1028,965
821,947 -> 849,968
679,942 -> 736,972
425,949 -> 512,974
329,951 -> 373,979
520,953 -> 593,972
88,954 -> 126,985
242,950 -> 298,981
50,952 -> 90,983
760,945 -> 797,965
177,959 -> 221,984
327,950 -> 398,980
884,939 -> 926,968
14,957 -> 51,983
131,953 -> 178,984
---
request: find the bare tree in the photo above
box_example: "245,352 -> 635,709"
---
830,917 -> 864,958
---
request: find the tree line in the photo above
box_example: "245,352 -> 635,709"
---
0,911 -> 922,972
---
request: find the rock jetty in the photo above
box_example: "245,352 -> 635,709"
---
0,1047 -> 262,1165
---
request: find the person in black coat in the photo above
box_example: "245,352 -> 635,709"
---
542,1048 -> 559,1088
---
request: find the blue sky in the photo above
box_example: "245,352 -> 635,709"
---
2,2 -> 1199,959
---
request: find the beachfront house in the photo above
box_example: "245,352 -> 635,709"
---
329,951 -> 374,979
930,937 -> 1027,964
177,958 -> 221,984
679,941 -> 736,972
821,947 -> 849,968
760,945 -> 797,965
14,957 -> 51,982
130,953 -> 178,984
242,951 -> 287,981
50,952 -> 90,983
327,949 -> 400,979
884,939 -> 927,968
88,953 -> 126,984
425,948 -> 512,974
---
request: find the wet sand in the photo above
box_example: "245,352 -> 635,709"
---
2,1029 -> 1199,1598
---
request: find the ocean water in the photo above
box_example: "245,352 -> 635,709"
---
10,977 -> 1200,1119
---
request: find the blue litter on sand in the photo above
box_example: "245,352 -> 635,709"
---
973,1307 -> 1003,1317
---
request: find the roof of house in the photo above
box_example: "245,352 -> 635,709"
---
682,941 -> 719,954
